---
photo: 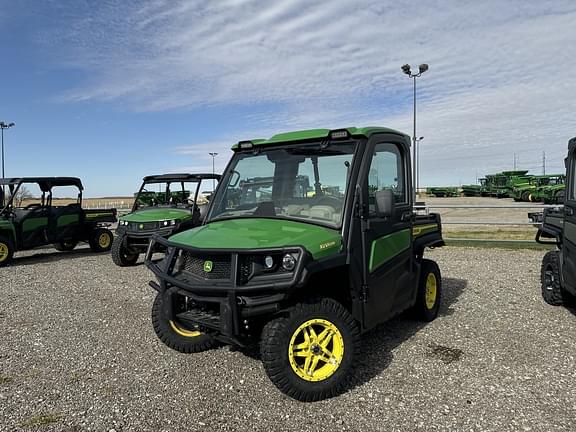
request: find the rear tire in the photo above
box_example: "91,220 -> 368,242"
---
412,259 -> 442,321
88,228 -> 113,252
151,293 -> 218,353
0,235 -> 14,267
53,240 -> 78,252
111,235 -> 139,266
260,298 -> 360,402
541,251 -> 565,306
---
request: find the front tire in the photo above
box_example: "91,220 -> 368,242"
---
111,235 -> 139,266
0,235 -> 14,267
541,251 -> 565,306
412,259 -> 442,321
151,293 -> 218,353
88,228 -> 113,252
260,298 -> 360,402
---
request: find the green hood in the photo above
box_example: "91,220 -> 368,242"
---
121,208 -> 193,223
169,218 -> 342,260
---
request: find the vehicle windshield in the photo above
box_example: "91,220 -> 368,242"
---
208,142 -> 356,228
134,181 -> 205,210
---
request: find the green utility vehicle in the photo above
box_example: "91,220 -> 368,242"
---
536,138 -> 575,306
112,174 -> 220,266
145,127 -> 444,401
529,174 -> 565,204
427,187 -> 459,197
0,177 -> 116,266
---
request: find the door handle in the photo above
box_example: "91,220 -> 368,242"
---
566,207 -> 574,216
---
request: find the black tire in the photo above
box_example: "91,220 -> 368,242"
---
111,235 -> 139,266
53,240 -> 78,252
260,298 -> 360,402
521,191 -> 531,202
0,235 -> 15,267
151,292 -> 218,353
88,228 -> 113,252
541,250 -> 565,306
412,259 -> 442,321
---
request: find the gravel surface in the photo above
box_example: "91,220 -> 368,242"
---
1,246 -> 575,432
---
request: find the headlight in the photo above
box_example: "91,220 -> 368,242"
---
163,220 -> 170,227
170,219 -> 178,226
282,254 -> 296,271
264,255 -> 274,269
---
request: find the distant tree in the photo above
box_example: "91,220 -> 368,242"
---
10,186 -> 33,207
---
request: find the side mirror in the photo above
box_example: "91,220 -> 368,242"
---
374,189 -> 395,218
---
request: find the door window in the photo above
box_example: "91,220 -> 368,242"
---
367,143 -> 406,215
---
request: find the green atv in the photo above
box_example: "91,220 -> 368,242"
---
112,174 -> 220,266
145,127 -> 444,401
535,139 -> 576,306
0,177 -> 116,266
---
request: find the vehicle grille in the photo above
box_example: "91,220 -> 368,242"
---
129,221 -> 159,231
238,255 -> 254,284
181,251 -> 231,280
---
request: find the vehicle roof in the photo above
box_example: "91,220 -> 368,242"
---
142,173 -> 221,182
0,177 -> 83,190
232,126 -> 410,149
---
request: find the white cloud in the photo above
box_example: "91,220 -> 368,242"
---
42,0 -> 576,184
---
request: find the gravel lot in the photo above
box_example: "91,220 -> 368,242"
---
1,246 -> 575,432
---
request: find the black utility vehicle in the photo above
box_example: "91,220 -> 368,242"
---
145,127 -> 444,401
536,137 -> 576,305
0,177 -> 116,266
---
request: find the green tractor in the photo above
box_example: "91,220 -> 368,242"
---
461,181 -> 483,197
427,187 -> 459,197
145,127 -> 444,401
535,138 -> 575,306
529,174 -> 565,204
112,174 -> 220,266
0,177 -> 116,266
483,170 -> 531,198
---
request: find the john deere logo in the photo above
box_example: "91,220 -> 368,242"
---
203,260 -> 213,273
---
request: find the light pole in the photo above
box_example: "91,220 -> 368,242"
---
415,136 -> 424,196
0,121 -> 15,179
401,64 -> 428,203
208,152 -> 218,190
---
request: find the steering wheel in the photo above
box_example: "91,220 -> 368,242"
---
25,203 -> 42,209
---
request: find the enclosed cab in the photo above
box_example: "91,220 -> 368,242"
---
0,177 -> 115,266
145,127 -> 444,401
112,173 -> 220,266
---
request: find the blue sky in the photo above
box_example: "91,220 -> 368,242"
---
1,0 -> 574,196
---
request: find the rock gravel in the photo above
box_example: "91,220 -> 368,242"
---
1,246 -> 575,431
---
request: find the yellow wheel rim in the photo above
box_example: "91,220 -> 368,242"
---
169,320 -> 201,337
425,273 -> 437,309
0,242 -> 8,262
98,233 -> 111,248
288,318 -> 344,382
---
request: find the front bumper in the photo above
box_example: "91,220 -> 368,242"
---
145,235 -> 310,344
116,225 -> 175,250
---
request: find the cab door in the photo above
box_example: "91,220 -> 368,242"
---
562,138 -> 576,291
361,138 -> 415,329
